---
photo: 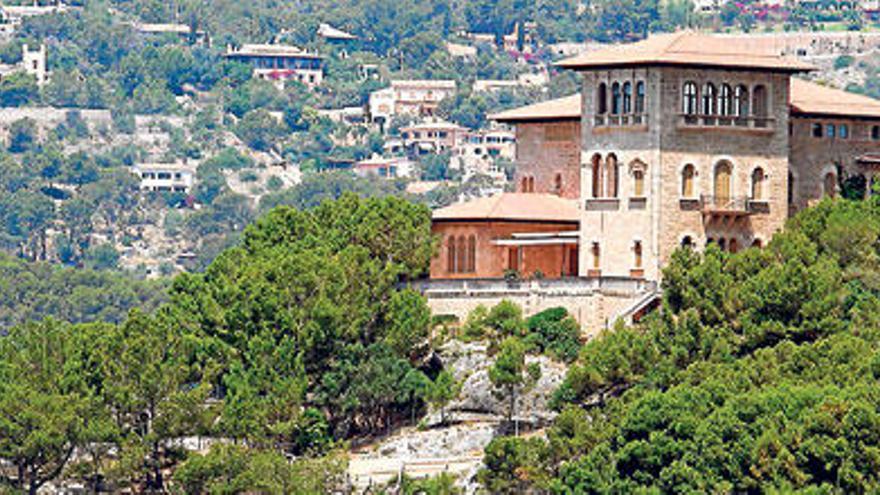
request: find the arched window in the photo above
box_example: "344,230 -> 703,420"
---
635,81 -> 646,114
681,164 -> 696,198
622,82 -> 632,114
633,169 -> 645,197
682,81 -> 698,114
701,83 -> 717,115
719,84 -> 733,116
467,235 -> 476,273
734,85 -> 749,117
446,236 -> 456,273
751,167 -> 765,200
554,173 -> 563,195
591,154 -> 603,198
714,161 -> 733,202
456,235 -> 467,273
681,236 -> 694,249
597,83 -> 608,115
873,125 -> 880,140
718,238 -> 727,251
520,177 -> 528,193
729,238 -> 738,253
824,171 -> 837,198
611,82 -> 621,115
631,160 -> 647,198
633,240 -> 643,268
752,239 -> 763,248
752,85 -> 768,120
605,154 -> 619,198
527,176 -> 535,192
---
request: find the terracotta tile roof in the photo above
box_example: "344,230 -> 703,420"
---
790,78 -> 880,118
490,93 -> 582,122
557,32 -> 814,72
433,193 -> 579,222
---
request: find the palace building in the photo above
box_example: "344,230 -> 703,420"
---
424,31 -> 880,332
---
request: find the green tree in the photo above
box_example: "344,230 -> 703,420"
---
489,337 -> 539,433
235,109 -> 287,152
0,320 -> 87,495
427,370 -> 462,425
0,72 -> 38,107
8,117 -> 38,153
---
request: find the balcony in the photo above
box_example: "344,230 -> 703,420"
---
700,195 -> 752,216
678,114 -> 773,131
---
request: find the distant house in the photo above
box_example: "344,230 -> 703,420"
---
0,2 -> 71,35
354,155 -> 414,179
224,44 -> 324,89
131,22 -> 209,45
0,44 -> 49,85
133,163 -> 196,193
399,120 -> 467,156
369,80 -> 456,125
317,23 -> 357,42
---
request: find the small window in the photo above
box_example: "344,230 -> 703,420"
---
681,236 -> 694,249
812,123 -> 823,138
622,82 -> 632,114
554,174 -> 563,195
597,83 -> 608,115
839,124 -> 849,139
591,242 -> 600,269
611,82 -> 621,115
826,124 -> 836,138
633,241 -> 643,268
682,81 -> 698,115
872,125 -> 880,140
635,81 -> 646,114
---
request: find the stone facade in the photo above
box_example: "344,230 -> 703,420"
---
514,120 -> 581,199
579,67 -> 792,280
789,115 -> 880,212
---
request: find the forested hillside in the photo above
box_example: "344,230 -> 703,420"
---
478,196 -> 880,492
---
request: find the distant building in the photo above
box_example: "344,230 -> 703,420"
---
133,163 -> 196,193
354,155 -> 414,179
0,44 -> 49,85
399,120 -> 467,155
369,80 -> 456,125
131,22 -> 209,45
446,41 -> 477,58
0,2 -> 70,35
224,44 -> 324,89
452,128 -> 515,177
317,23 -> 357,42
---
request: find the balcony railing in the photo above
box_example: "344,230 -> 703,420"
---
594,114 -> 648,128
678,114 -> 773,130
700,195 -> 751,215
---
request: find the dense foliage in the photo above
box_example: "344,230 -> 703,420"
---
0,253 -> 166,331
0,195 -> 443,493
479,196 -> 880,493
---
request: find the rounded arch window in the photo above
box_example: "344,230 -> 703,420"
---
682,81 -> 698,115
597,83 -> 608,115
751,167 -> 766,200
611,82 -> 621,115
681,164 -> 696,198
701,83 -> 717,115
622,82 -> 632,114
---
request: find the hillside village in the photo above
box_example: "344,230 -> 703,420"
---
2,0 -> 880,279
9,0 -> 880,493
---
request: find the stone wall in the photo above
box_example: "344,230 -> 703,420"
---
418,277 -> 656,339
789,114 -> 880,212
514,120 -> 581,199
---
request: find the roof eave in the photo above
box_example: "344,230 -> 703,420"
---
556,60 -> 814,73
